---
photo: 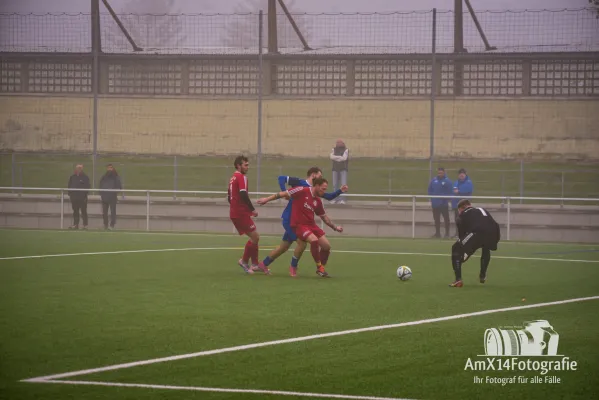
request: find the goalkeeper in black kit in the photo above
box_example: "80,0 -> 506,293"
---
449,199 -> 501,287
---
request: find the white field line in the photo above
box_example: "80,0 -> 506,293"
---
22,295 -> 599,382
2,247 -> 597,263
332,250 -> 599,263
28,379 -> 415,400
0,247 -> 243,261
1,228 -> 598,247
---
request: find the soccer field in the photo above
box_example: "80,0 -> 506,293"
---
1,229 -> 598,400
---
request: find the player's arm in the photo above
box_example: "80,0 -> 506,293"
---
257,190 -> 291,205
319,214 -> 343,233
235,175 -> 255,212
322,184 -> 348,201
239,191 -> 255,212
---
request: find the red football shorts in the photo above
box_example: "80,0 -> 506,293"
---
294,224 -> 325,241
231,216 -> 256,235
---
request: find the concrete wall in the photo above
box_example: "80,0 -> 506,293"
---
1,194 -> 598,243
1,95 -> 598,160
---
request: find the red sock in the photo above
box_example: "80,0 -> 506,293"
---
242,240 -> 252,263
310,241 -> 321,265
250,242 -> 259,265
320,248 -> 330,266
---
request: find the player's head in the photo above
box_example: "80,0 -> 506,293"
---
457,199 -> 471,214
306,167 -> 322,180
312,177 -> 328,197
106,164 -> 117,175
458,168 -> 467,180
437,167 -> 446,179
234,155 -> 249,174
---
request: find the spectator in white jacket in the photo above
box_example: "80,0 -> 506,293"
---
329,139 -> 349,204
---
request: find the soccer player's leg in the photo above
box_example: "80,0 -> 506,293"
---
316,232 -> 332,277
295,225 -> 324,274
231,217 -> 254,274
480,234 -> 498,283
288,239 -> 307,277
450,240 -> 465,287
256,221 -> 294,272
450,232 -> 480,287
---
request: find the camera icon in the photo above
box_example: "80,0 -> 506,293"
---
484,320 -> 559,356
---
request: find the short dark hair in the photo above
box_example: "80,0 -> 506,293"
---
306,167 -> 322,177
233,155 -> 249,168
313,177 -> 328,186
437,167 -> 445,172
458,199 -> 471,209
458,168 -> 467,174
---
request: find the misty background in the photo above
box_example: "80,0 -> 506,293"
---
0,0 -> 597,53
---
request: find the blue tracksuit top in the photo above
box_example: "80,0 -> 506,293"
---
428,176 -> 453,208
451,175 -> 474,209
278,176 -> 342,224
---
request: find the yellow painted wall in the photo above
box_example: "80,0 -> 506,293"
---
1,96 -> 598,160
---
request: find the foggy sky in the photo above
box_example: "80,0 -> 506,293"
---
0,0 -> 593,13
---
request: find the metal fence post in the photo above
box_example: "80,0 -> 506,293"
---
174,155 -> 178,200
500,172 -> 505,204
561,171 -> 565,208
519,159 -> 524,204
256,10 -> 264,195
60,189 -> 64,229
506,196 -> 511,241
388,169 -> 392,205
18,165 -> 23,196
11,153 -> 16,193
429,8 -> 437,182
412,196 -> 416,239
146,191 -> 150,231
121,165 -> 125,200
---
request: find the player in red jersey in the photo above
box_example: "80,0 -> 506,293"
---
257,177 -> 342,277
228,155 -> 270,275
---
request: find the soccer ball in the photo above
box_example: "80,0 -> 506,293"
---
397,266 -> 412,281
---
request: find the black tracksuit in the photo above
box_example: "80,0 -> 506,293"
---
452,206 -> 501,281
99,172 -> 122,228
67,172 -> 91,227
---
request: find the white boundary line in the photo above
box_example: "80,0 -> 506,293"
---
0,247 -> 243,261
22,295 -> 599,382
332,250 -> 599,263
2,247 -> 598,263
29,380 -> 414,400
1,228 -> 598,247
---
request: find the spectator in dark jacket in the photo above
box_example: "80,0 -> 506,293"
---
451,168 -> 474,237
428,167 -> 453,238
99,164 -> 122,230
329,139 -> 349,204
67,164 -> 91,230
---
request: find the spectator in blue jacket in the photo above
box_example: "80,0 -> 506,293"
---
428,167 -> 453,238
451,168 -> 474,237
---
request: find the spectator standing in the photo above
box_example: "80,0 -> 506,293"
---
428,167 -> 453,238
451,168 -> 474,237
67,164 -> 90,230
99,164 -> 122,230
329,139 -> 349,204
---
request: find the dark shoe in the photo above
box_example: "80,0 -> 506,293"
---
82,225 -> 88,230
68,225 -> 78,230
431,234 -> 441,239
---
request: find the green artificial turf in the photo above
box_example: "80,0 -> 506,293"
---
0,229 -> 598,400
2,153 -> 599,200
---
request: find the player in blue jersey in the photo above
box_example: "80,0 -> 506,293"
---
255,167 -> 347,276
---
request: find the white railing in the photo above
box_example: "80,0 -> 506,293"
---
1,187 -> 598,241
